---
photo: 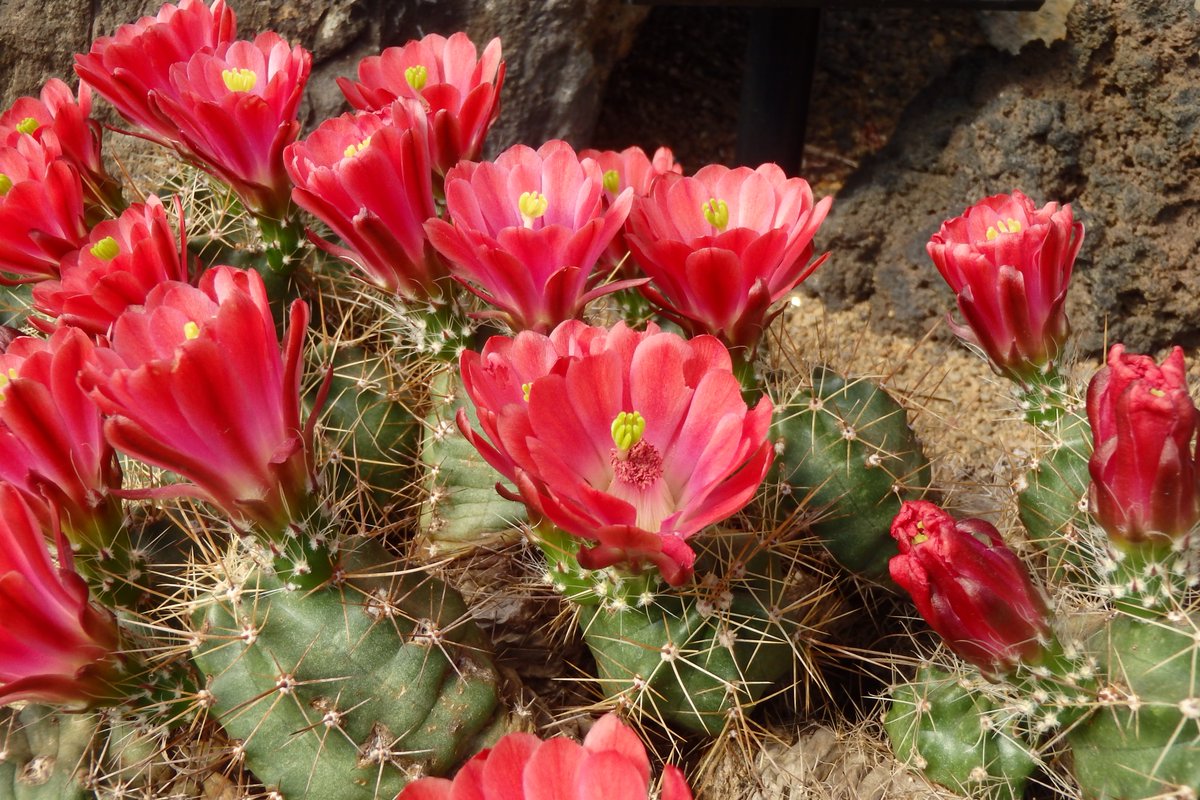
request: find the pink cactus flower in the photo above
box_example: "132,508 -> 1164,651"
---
458,321 -> 773,586
33,195 -> 192,336
153,32 -> 311,219
337,32 -> 504,176
0,328 -> 124,547
74,0 -> 237,145
890,500 -> 1054,680
0,484 -> 123,709
427,140 -> 637,332
579,145 -> 682,272
0,79 -> 122,210
397,713 -> 693,800
625,163 -> 831,354
0,135 -> 90,282
927,190 -> 1084,384
85,266 -> 314,532
285,102 -> 445,300
1087,344 -> 1200,547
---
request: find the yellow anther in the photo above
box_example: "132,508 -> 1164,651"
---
912,533 -> 928,545
405,65 -> 428,92
1150,388 -> 1166,398
15,117 -> 38,135
89,236 -> 120,260
518,191 -> 549,228
0,174 -> 11,196
702,198 -> 729,231
221,67 -> 258,93
183,321 -> 201,340
602,169 -> 620,194
521,382 -> 532,402
985,217 -> 1022,241
610,410 -> 646,459
343,136 -> 372,159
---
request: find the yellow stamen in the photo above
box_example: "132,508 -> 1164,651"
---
1150,388 -> 1166,397
0,369 -> 15,402
405,65 -> 428,92
221,67 -> 258,93
0,174 -> 11,196
521,382 -> 532,402
602,169 -> 620,194
89,236 -> 120,260
518,191 -> 549,228
343,136 -> 372,159
702,198 -> 729,231
912,533 -> 928,545
183,321 -> 201,340
15,117 -> 39,135
610,410 -> 646,459
985,217 -> 1022,241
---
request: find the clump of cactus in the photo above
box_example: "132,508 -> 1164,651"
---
3,2 -> 1196,800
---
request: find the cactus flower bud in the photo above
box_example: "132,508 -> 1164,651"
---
889,500 -> 1053,680
926,190 -> 1083,384
397,713 -> 693,800
1086,345 -> 1200,547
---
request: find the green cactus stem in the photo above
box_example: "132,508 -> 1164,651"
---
770,366 -> 931,579
190,540 -> 503,799
1068,613 -> 1200,799
885,666 -> 1037,800
418,369 -> 526,557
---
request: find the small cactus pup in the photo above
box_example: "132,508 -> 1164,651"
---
769,365 -> 931,579
0,706 -> 97,800
885,665 -> 1037,800
397,712 -> 695,800
190,538 -> 505,800
1084,344 -> 1200,609
84,266 -> 334,589
1067,612 -> 1200,800
456,319 -> 811,734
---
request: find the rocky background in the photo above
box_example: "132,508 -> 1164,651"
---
3,0 -> 1199,353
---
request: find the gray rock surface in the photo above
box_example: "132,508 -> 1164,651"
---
1,0 -> 644,151
809,0 -> 1200,354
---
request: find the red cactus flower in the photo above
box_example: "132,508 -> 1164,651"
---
0,135 -> 90,282
1087,344 -> 1200,547
927,190 -> 1084,384
397,713 -> 693,800
85,267 -> 314,533
427,140 -> 637,332
337,32 -> 504,176
33,195 -> 192,336
1,79 -> 122,210
285,101 -> 445,300
0,328 -> 124,548
0,484 -> 123,709
579,145 -> 682,273
459,321 -> 773,586
890,500 -> 1054,680
74,0 -> 237,145
625,163 -> 831,354
153,32 -> 310,219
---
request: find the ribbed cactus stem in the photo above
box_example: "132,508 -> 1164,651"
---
534,522 -> 659,609
1017,367 -> 1071,430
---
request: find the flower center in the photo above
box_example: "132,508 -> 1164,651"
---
611,440 -> 664,489
90,236 -> 120,260
15,117 -> 38,135
183,321 -> 201,340
343,136 -> 372,159
221,67 -> 258,93
518,191 -> 548,228
405,65 -> 428,92
0,173 -> 11,196
985,217 -> 1022,241
703,197 -> 729,231
602,169 -> 620,194
611,410 -> 645,459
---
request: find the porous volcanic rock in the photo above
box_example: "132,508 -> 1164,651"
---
809,0 -> 1200,355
